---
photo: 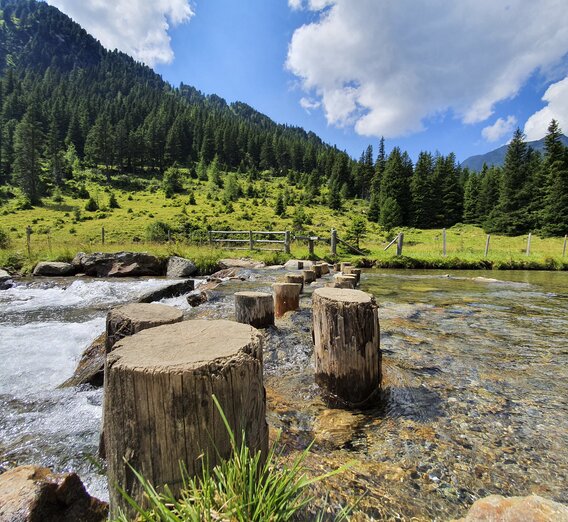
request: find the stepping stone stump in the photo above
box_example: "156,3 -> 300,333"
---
303,269 -> 316,284
104,319 -> 268,518
285,273 -> 304,292
319,263 -> 330,275
343,266 -> 361,284
312,288 -> 381,407
340,262 -> 352,272
272,282 -> 302,317
333,274 -> 357,289
313,264 -> 323,278
235,291 -> 274,328
105,303 -> 183,351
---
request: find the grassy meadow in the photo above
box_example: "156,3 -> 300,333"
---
0,169 -> 567,273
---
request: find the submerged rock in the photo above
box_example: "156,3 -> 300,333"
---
32,261 -> 75,276
166,256 -> 197,278
59,332 -> 106,388
0,269 -> 11,282
72,251 -> 163,277
187,291 -> 208,307
137,279 -> 195,303
454,494 -> 568,522
0,465 -> 108,522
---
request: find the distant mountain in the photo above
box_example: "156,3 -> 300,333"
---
461,134 -> 568,171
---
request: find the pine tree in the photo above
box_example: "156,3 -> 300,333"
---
410,151 -> 436,227
13,105 -> 44,204
463,173 -> 481,224
380,147 -> 412,225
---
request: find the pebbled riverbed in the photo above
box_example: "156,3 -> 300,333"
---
0,269 -> 567,520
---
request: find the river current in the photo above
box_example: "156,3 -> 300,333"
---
0,269 -> 567,520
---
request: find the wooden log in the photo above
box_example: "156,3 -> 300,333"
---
285,273 -> 304,292
333,274 -> 357,289
272,282 -> 302,317
105,303 -> 184,352
313,264 -> 323,278
234,291 -> 274,328
348,268 -> 361,284
340,262 -> 352,272
312,288 -> 381,406
319,263 -> 330,275
104,319 -> 267,518
333,263 -> 341,272
303,269 -> 316,284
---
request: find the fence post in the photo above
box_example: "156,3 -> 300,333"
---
308,237 -> 315,257
442,228 -> 447,257
526,233 -> 532,256
249,230 -> 254,250
563,235 -> 567,258
26,225 -> 32,257
284,231 -> 291,254
102,226 -> 105,245
330,229 -> 337,256
484,234 -> 490,257
208,230 -> 212,246
47,230 -> 52,254
396,233 -> 404,256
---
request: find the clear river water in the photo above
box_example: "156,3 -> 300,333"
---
0,269 -> 567,520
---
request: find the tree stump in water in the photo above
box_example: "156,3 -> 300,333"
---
344,267 -> 361,284
312,264 -> 322,278
303,269 -> 316,284
235,291 -> 274,328
104,319 -> 267,518
312,288 -> 381,406
105,303 -> 183,351
340,262 -> 352,272
333,274 -> 357,289
285,273 -> 304,292
272,282 -> 302,317
333,263 -> 341,272
319,263 -> 330,275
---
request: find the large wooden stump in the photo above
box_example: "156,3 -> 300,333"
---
333,274 -> 357,289
235,291 -> 274,328
344,266 -> 361,284
272,282 -> 302,317
105,303 -> 183,351
285,273 -> 304,292
340,262 -> 352,272
104,319 -> 267,518
303,269 -> 316,284
319,263 -> 330,275
312,288 -> 381,407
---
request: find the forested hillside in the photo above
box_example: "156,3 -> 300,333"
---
0,0 -> 567,238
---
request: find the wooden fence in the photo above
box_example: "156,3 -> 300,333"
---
208,230 -> 291,253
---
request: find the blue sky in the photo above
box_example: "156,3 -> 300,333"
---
47,0 -> 568,164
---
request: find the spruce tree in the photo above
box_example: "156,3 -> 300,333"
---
410,151 -> 436,228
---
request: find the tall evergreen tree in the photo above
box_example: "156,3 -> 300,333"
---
410,151 -> 436,228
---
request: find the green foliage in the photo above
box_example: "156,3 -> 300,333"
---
222,173 -> 242,203
162,166 -> 184,198
113,395 -> 350,522
0,227 -> 10,249
108,192 -> 120,209
274,192 -> 286,216
146,220 -> 172,242
84,197 -> 99,212
345,215 -> 367,248
380,197 -> 402,231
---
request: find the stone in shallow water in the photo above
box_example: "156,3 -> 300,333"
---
453,494 -> 568,522
313,409 -> 362,449
32,261 -> 75,276
0,465 -> 108,522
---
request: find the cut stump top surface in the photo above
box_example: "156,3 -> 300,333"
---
112,303 -> 183,323
234,291 -> 272,298
109,319 -> 261,372
313,287 -> 372,304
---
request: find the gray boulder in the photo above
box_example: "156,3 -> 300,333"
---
72,251 -> 163,277
0,269 -> 10,282
32,261 -> 75,276
166,256 -> 197,277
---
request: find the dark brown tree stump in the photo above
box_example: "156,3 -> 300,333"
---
303,269 -> 316,284
285,273 -> 304,292
333,263 -> 341,272
235,291 -> 274,328
104,319 -> 268,518
272,282 -> 302,317
333,274 -> 357,289
313,264 -> 322,278
105,303 -> 183,351
312,288 -> 381,407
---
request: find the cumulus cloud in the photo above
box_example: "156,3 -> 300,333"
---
299,97 -> 321,113
46,0 -> 194,67
524,75 -> 568,140
286,0 -> 568,138
482,116 -> 518,143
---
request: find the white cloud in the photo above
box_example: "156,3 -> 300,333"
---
286,0 -> 568,138
288,0 -> 303,10
299,97 -> 321,113
524,75 -> 568,140
288,0 -> 334,10
46,0 -> 194,67
482,115 -> 517,143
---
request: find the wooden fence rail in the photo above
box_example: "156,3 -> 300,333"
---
208,230 -> 291,253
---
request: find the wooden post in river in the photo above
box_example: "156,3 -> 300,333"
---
396,233 -> 404,256
235,291 -> 274,328
285,273 -> 304,292
312,288 -> 381,407
330,229 -> 337,256
104,319 -> 268,518
303,269 -> 316,284
272,282 -> 301,317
